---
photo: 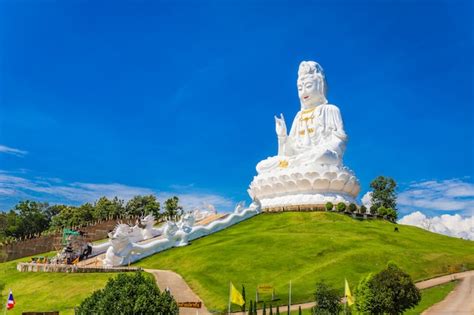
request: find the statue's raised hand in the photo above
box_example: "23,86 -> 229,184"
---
275,113 -> 287,138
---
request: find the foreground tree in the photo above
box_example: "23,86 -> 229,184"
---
355,262 -> 420,315
77,272 -> 178,315
311,281 -> 341,315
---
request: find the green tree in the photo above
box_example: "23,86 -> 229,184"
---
94,196 -> 125,220
126,195 -> 161,218
77,272 -> 178,314
355,263 -> 421,315
248,300 -> 253,315
14,201 -> 50,237
336,202 -> 346,212
325,202 -> 334,211
311,281 -> 341,315
72,203 -> 95,227
360,205 -> 367,214
164,196 -> 183,221
370,176 -> 397,210
49,205 -> 77,229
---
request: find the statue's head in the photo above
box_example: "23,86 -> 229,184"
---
297,61 -> 328,109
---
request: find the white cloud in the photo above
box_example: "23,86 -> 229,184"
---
156,191 -> 235,211
398,211 -> 474,240
0,145 -> 28,157
398,178 -> 474,215
0,170 -> 236,212
361,191 -> 373,207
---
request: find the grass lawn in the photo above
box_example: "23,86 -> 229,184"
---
0,252 -> 117,315
135,212 -> 474,311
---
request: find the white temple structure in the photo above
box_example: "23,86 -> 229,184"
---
248,61 -> 360,211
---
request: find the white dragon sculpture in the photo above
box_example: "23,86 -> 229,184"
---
102,200 -> 261,267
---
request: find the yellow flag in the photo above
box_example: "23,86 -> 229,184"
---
230,282 -> 245,306
345,278 -> 355,306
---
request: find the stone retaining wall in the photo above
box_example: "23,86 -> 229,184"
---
17,262 -> 142,273
0,218 -> 138,262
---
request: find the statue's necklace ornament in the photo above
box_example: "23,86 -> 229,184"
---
248,60 -> 360,211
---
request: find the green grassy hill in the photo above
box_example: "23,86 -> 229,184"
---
1,212 -> 472,314
136,212 -> 474,312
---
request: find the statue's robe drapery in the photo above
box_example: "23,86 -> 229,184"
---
256,104 -> 347,174
285,103 -> 347,159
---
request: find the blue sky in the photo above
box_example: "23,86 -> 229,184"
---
0,0 -> 472,217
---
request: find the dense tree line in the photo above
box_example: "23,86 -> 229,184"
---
0,195 -> 183,241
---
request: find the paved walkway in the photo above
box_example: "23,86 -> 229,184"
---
145,269 -> 211,315
415,270 -> 474,290
422,271 -> 474,315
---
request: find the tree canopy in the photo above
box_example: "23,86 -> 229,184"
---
311,280 -> 341,315
355,262 -> 421,315
370,176 -> 397,210
76,272 -> 179,315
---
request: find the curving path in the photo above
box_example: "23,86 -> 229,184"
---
145,269 -> 211,315
145,269 -> 474,314
422,271 -> 474,315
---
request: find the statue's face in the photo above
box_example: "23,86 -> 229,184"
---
297,76 -> 326,108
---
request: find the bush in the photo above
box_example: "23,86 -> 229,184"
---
360,205 -> 367,214
377,206 -> 388,216
336,202 -> 346,212
311,281 -> 341,315
76,272 -> 178,315
386,208 -> 398,221
325,202 -> 334,211
348,203 -> 357,213
355,262 -> 420,315
370,204 -> 378,214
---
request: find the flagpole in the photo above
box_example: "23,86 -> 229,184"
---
228,282 -> 231,315
288,280 -> 292,311
343,280 -> 347,314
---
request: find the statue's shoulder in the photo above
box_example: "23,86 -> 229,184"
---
320,103 -> 340,111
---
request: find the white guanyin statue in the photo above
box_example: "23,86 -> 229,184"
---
248,60 -> 360,210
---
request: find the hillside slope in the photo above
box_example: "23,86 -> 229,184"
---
136,212 -> 474,312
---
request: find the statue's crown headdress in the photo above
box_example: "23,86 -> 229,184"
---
298,61 -> 325,80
